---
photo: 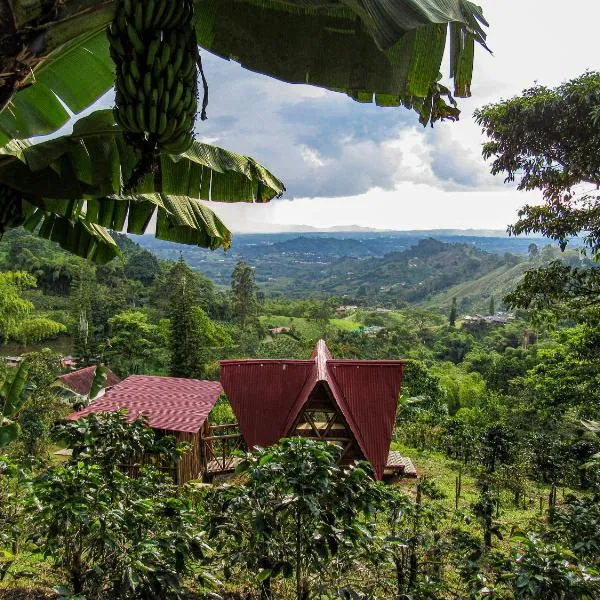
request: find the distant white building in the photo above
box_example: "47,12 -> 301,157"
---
335,305 -> 358,314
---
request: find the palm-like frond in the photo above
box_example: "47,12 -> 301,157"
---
1,110 -> 284,202
0,110 -> 284,261
0,0 -> 489,144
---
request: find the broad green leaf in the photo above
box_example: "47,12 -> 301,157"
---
89,366 -> 109,400
24,194 -> 231,256
0,110 -> 285,202
22,205 -> 122,264
1,0 -> 489,142
0,422 -> 20,448
0,24 -> 114,147
2,362 -> 30,418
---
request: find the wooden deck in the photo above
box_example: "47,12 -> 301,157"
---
384,450 -> 417,478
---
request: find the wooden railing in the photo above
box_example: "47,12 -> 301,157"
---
203,423 -> 245,474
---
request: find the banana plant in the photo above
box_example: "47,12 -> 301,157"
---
0,362 -> 33,448
0,110 -> 285,261
0,0 -> 489,147
52,365 -> 109,409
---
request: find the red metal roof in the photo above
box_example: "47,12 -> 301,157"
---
220,340 -> 403,479
58,366 -> 121,396
68,375 -> 223,433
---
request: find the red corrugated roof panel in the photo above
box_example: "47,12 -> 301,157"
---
220,360 -> 314,449
220,340 -> 403,479
58,366 -> 121,396
68,375 -> 223,433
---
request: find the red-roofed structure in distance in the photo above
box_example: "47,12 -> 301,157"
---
69,375 -> 224,483
220,340 -> 404,480
57,365 -> 121,397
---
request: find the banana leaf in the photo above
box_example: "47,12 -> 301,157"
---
22,194 -> 232,263
0,110 -> 285,202
0,0 -> 489,144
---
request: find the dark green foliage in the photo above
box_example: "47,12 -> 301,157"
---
507,534 -> 600,599
231,260 -> 259,331
433,326 -> 474,363
15,349 -> 66,458
104,310 -> 169,377
204,438 -> 382,599
476,72 -> 600,311
449,297 -> 457,326
123,250 -> 160,287
29,412 -> 209,598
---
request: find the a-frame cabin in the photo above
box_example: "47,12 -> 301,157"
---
220,340 -> 405,480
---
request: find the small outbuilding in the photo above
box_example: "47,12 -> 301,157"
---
69,375 -> 223,484
57,365 -> 121,397
220,340 -> 405,480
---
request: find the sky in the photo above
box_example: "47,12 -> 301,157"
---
186,0 -> 600,233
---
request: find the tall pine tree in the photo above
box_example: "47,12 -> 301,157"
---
449,297 -> 458,327
231,261 -> 258,332
71,263 -> 95,365
168,257 -> 204,379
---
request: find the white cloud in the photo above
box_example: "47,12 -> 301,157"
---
201,0 -> 600,233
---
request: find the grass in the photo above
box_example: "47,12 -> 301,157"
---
391,441 -> 576,542
260,314 -> 364,339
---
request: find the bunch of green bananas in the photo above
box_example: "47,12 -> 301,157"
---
0,185 -> 24,233
108,0 -> 198,156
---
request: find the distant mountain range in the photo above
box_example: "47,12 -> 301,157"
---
225,222 -> 511,236
132,230 -> 566,311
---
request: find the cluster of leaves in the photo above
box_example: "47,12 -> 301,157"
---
28,412 -> 211,598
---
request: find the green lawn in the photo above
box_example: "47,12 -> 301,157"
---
391,441 -> 575,539
260,314 -> 364,339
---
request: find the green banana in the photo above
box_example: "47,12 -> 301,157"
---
136,102 -> 147,132
151,0 -> 168,29
166,65 -> 175,91
157,113 -> 168,136
158,119 -> 177,143
160,90 -> 170,114
127,23 -> 145,54
171,47 -> 184,75
169,81 -> 184,111
143,0 -> 156,30
161,0 -> 178,30
143,72 -> 152,97
133,1 -> 143,33
130,60 -> 141,82
146,39 -> 160,67
149,104 -> 158,133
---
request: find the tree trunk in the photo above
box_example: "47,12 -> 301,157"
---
295,508 -> 302,600
0,0 -> 116,111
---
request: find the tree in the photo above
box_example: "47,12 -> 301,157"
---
169,258 -> 204,379
0,362 -> 33,448
0,271 -> 65,346
489,295 -> 495,316
204,438 -> 381,600
0,2 -> 489,258
449,297 -> 458,327
15,349 -> 67,458
70,263 -> 95,365
124,249 -> 160,287
105,310 -> 169,377
29,412 -> 211,598
231,261 -> 259,332
475,72 -> 600,311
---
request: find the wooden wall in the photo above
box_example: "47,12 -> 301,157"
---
175,429 -> 204,484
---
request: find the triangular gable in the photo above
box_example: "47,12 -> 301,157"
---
220,342 -> 403,480
220,360 -> 314,450
328,361 -> 403,479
